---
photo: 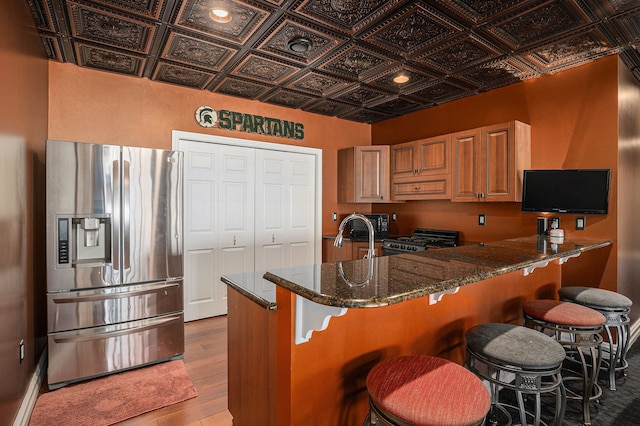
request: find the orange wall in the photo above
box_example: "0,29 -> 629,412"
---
0,0 -> 49,423
372,56 -> 619,291
47,62 -> 372,233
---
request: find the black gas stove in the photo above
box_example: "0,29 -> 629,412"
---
382,228 -> 459,255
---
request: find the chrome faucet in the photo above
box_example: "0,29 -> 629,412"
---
334,213 -> 375,259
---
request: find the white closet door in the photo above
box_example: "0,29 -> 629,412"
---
180,140 -> 254,320
177,132 -> 319,321
255,150 -> 316,271
287,152 -> 316,267
218,146 -> 255,314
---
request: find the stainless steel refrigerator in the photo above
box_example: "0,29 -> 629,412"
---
45,140 -> 184,389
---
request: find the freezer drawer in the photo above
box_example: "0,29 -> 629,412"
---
47,312 -> 184,389
47,281 -> 183,333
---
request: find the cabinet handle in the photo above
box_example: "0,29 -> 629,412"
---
414,186 -> 420,191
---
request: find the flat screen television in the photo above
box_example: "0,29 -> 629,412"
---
521,169 -> 611,214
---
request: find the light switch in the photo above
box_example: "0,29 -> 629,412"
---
576,216 -> 586,230
478,214 -> 486,226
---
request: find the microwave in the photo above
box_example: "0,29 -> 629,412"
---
348,214 -> 389,239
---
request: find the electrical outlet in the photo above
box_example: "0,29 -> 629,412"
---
576,216 -> 586,230
19,340 -> 24,363
478,214 -> 486,226
392,212 -> 397,221
550,217 -> 560,229
332,212 -> 337,221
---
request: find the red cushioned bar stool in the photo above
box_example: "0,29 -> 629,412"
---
466,323 -> 566,426
558,286 -> 632,391
522,300 -> 605,426
365,355 -> 490,426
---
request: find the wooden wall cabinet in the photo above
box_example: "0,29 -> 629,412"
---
390,134 -> 451,200
338,145 -> 390,203
452,121 -> 531,202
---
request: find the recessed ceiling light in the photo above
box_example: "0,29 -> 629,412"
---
288,37 -> 313,53
209,3 -> 232,23
393,73 -> 410,84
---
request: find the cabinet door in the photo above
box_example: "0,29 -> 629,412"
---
391,175 -> 451,200
483,121 -> 530,202
390,142 -> 415,180
452,128 -> 481,202
483,123 -> 512,200
358,146 -> 389,202
452,121 -> 530,203
416,135 -> 450,176
323,238 -> 353,263
338,146 -> 390,203
352,242 -> 383,260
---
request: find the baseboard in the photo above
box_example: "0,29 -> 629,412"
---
13,349 -> 47,426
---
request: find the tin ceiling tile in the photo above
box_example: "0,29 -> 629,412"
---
66,1 -> 157,53
230,53 -> 301,84
487,0 -> 591,50
256,17 -> 345,64
161,31 -> 236,70
174,0 -> 270,45
293,0 -> 396,34
362,2 -> 464,55
413,35 -> 504,74
214,76 -> 272,99
261,88 -> 316,109
286,70 -> 350,96
525,28 -> 616,73
152,60 -> 215,88
318,43 -> 393,80
89,0 -> 164,20
25,0 -> 640,123
74,42 -> 146,76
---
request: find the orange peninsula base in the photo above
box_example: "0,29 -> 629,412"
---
228,263 -> 565,426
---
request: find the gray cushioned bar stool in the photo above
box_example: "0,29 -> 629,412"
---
558,286 -> 632,391
466,323 -> 566,426
365,355 -> 491,426
523,300 -> 605,426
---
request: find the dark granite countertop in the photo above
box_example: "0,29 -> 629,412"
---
222,235 -> 612,309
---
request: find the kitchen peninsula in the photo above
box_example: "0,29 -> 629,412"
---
222,236 -> 612,426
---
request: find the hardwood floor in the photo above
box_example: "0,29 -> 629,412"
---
117,316 -> 232,426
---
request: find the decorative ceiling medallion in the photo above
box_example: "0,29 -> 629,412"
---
195,106 -> 217,127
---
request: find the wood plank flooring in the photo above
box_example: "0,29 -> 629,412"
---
117,316 -> 232,426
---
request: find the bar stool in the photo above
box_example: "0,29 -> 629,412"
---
365,355 -> 490,426
559,286 -> 632,391
522,299 -> 605,426
465,323 -> 566,426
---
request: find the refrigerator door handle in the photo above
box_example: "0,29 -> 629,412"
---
123,159 -> 131,270
112,159 -> 120,272
50,314 -> 182,343
50,282 -> 181,304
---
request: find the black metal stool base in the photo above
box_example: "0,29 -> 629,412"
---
524,314 -> 604,426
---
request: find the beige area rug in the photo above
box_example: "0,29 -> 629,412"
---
29,360 -> 197,426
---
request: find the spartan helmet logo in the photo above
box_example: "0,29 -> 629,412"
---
195,106 -> 218,128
